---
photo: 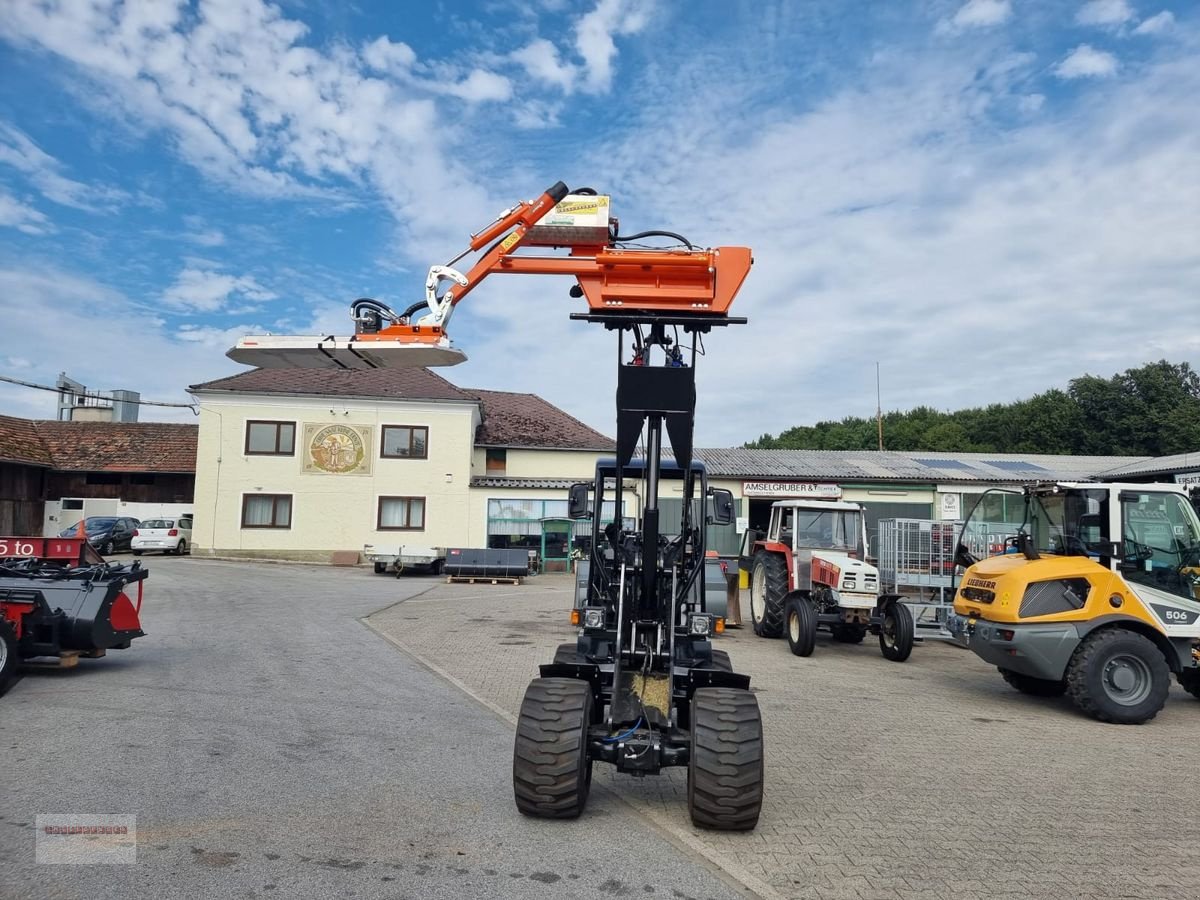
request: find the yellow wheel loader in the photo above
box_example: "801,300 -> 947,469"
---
948,482 -> 1200,724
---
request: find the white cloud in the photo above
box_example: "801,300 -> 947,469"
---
1076,0 -> 1135,26
360,36 -> 417,73
1134,11 -> 1176,34
937,0 -> 1013,34
575,0 -> 652,92
0,187 -> 52,234
441,69 -> 513,103
1055,44 -> 1120,78
0,123 -> 125,212
512,38 -> 575,91
1018,93 -> 1046,113
161,266 -> 277,313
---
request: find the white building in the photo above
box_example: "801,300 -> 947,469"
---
189,367 -> 612,569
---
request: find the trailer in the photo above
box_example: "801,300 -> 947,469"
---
876,517 -> 1021,639
363,543 -> 447,576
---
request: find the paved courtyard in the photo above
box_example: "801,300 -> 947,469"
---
369,573 -> 1200,900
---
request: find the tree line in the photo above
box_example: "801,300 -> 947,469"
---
748,360 -> 1200,456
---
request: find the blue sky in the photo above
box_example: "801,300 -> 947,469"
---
0,0 -> 1196,445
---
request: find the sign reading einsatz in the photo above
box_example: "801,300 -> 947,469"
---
742,482 -> 842,499
1174,471 -> 1200,488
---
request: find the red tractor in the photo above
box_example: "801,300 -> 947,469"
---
747,499 -> 914,661
0,536 -> 147,692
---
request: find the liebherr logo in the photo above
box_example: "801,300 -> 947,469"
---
966,577 -> 997,590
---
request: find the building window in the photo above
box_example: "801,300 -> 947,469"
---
381,426 -> 428,459
242,494 -> 292,528
485,448 -> 506,474
245,421 -> 295,456
378,496 -> 425,530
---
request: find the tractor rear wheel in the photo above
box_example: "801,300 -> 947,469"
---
878,600 -> 914,662
784,596 -> 816,657
687,687 -> 763,831
831,624 -> 867,644
513,678 -> 594,818
998,667 -> 1067,697
1065,628 -> 1170,724
749,550 -> 787,638
1178,668 -> 1200,700
0,619 -> 17,692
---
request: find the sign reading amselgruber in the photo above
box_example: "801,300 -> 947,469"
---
742,481 -> 842,499
303,423 -> 374,476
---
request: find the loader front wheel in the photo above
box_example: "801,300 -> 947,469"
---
1178,668 -> 1200,700
998,667 -> 1067,697
688,687 -> 763,831
784,595 -> 816,657
749,550 -> 787,638
1066,628 -> 1169,724
879,600 -> 914,662
552,642 -> 580,665
513,678 -> 593,818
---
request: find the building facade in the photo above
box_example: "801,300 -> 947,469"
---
189,368 -> 614,566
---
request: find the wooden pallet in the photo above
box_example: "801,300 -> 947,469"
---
445,575 -> 523,586
21,650 -> 81,669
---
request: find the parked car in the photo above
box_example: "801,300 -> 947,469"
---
58,516 -> 141,555
131,517 -> 193,556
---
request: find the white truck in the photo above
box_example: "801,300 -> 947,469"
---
363,544 -> 446,576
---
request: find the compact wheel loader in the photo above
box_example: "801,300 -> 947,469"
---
229,181 -> 764,829
949,482 -> 1200,724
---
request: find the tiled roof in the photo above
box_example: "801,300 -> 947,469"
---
190,367 -> 474,402
0,414 -> 52,466
0,416 -> 197,472
695,448 -> 1150,484
35,421 -> 197,472
470,389 -> 614,451
1095,451 -> 1200,479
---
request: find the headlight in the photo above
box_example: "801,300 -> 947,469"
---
688,614 -> 712,636
583,608 -> 605,629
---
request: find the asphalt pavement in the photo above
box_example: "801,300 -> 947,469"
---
0,558 -> 745,900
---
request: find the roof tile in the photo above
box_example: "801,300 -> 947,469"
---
470,389 -> 613,451
0,414 -> 52,467
190,366 -> 473,402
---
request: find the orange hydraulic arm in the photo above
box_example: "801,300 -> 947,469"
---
353,181 -> 753,350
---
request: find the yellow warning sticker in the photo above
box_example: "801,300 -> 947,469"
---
556,197 -> 609,215
499,231 -> 521,251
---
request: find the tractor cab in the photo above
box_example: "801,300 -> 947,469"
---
766,499 -> 867,558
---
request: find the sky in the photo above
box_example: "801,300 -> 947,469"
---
0,0 -> 1196,446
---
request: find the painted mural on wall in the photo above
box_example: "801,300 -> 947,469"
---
303,423 -> 374,476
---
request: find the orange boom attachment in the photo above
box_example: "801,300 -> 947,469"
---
228,181 -> 753,370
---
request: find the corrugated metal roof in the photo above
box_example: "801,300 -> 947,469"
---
1095,451 -> 1200,479
694,449 -> 1149,484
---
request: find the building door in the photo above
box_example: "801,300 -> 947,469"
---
541,518 -> 571,573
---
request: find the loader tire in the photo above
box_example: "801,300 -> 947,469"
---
1065,628 -> 1169,725
879,600 -> 914,662
688,687 -> 763,831
709,649 -> 732,672
0,619 -> 17,693
831,624 -> 867,644
552,642 -> 580,665
749,550 -> 787,638
998,667 -> 1067,697
784,595 -> 816,657
1178,669 -> 1200,700
513,678 -> 593,818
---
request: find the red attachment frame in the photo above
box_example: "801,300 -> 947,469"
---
0,536 -> 106,566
